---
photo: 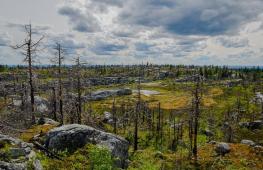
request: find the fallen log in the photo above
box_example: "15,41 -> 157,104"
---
33,141 -> 62,160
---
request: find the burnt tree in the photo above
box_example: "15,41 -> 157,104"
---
12,24 -> 44,124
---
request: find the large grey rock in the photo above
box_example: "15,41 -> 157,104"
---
215,142 -> 231,156
11,95 -> 49,113
241,140 -> 255,146
45,124 -> 129,168
239,120 -> 263,130
85,88 -> 132,101
0,134 -> 42,170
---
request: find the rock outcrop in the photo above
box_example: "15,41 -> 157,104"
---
239,120 -> 263,130
85,88 -> 132,101
11,95 -> 49,113
241,140 -> 255,146
0,134 -> 42,170
215,142 -> 231,156
44,124 -> 129,168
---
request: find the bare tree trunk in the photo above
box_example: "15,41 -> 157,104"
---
134,75 -> 141,151
51,87 -> 57,121
77,72 -> 82,124
112,98 -> 117,134
58,45 -> 63,124
134,103 -> 138,151
28,25 -> 35,124
192,76 -> 202,165
188,119 -> 193,157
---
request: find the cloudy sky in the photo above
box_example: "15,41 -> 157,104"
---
0,0 -> 263,65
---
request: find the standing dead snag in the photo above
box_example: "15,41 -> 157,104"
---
51,43 -> 64,124
73,56 -> 86,124
192,75 -> 203,164
155,102 -> 163,149
112,98 -> 117,134
51,87 -> 57,121
134,70 -> 142,151
12,24 -> 44,124
188,98 -> 194,158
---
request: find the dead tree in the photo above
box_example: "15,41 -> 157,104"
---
74,56 -> 83,124
134,73 -> 141,151
192,75 -> 202,163
188,99 -> 194,158
112,98 -> 117,134
156,102 -> 162,147
12,24 -> 44,124
51,87 -> 57,121
51,43 -> 64,124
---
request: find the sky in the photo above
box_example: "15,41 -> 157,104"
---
0,0 -> 263,65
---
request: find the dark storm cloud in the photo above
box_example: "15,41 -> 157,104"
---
177,38 -> 207,52
91,41 -> 127,55
41,33 -> 86,57
58,5 -> 101,32
118,0 -> 263,36
91,0 -> 123,7
6,22 -> 51,35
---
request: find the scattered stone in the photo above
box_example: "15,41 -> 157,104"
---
253,145 -> 263,156
37,118 -> 59,126
241,140 -> 255,146
239,122 -> 250,128
209,141 -> 217,145
215,142 -> 231,156
202,129 -> 214,137
34,96 -> 49,113
103,111 -> 113,124
9,148 -> 26,159
154,151 -> 165,159
0,161 -> 27,170
33,159 -> 43,170
45,124 -> 129,168
0,134 -> 42,170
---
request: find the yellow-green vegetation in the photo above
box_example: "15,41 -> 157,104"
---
128,148 -> 163,170
128,143 -> 263,170
37,144 -> 115,170
20,124 -> 56,142
89,82 -> 227,112
0,141 -> 12,162
82,81 -> 263,170
198,144 -> 263,170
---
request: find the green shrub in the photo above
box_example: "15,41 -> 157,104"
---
88,145 -> 114,170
